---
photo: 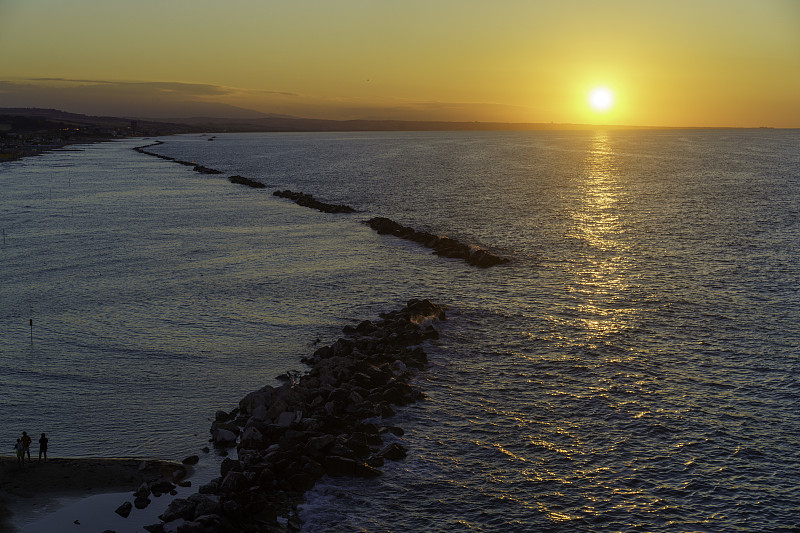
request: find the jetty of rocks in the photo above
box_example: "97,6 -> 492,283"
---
132,144 -> 509,268
272,189 -> 356,214
365,216 -> 510,268
137,299 -> 445,533
229,175 -> 267,188
134,142 -> 224,175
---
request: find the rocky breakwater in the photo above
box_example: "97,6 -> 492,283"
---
143,299 -> 445,533
365,216 -> 510,268
273,190 -> 356,214
133,142 -> 223,175
229,175 -> 266,188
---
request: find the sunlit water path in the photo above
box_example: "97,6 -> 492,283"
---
2,130 -> 799,531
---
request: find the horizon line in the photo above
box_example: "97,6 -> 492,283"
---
0,107 -> 797,131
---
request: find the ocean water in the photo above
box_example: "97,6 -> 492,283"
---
1,129 -> 799,531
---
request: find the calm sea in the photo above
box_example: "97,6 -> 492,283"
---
1,130 -> 798,531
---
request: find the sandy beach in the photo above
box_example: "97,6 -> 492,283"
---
0,456 -> 190,531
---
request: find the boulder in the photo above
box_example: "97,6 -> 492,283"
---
188,493 -> 220,518
324,456 -> 357,477
354,462 -> 382,478
134,496 -> 151,509
134,482 -> 150,498
212,428 -> 237,447
149,480 -> 176,497
304,434 -> 336,456
115,501 -> 132,518
219,471 -> 248,493
159,498 -> 196,522
239,426 -> 266,450
379,442 -> 408,461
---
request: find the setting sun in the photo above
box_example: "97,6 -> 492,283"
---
589,87 -> 614,112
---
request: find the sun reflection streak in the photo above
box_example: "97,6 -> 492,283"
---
564,131 -> 636,342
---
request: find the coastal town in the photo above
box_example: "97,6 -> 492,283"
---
0,108 -> 195,161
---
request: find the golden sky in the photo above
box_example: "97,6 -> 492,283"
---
1,0 -> 798,127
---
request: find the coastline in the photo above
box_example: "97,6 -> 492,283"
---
0,456 -> 190,531
0,138 -> 111,163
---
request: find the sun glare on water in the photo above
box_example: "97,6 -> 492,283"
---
589,87 -> 614,112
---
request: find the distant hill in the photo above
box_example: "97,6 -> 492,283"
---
0,108 -> 196,135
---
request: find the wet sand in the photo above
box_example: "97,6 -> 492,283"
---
0,456 -> 190,530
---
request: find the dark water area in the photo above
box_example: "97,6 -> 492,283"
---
2,130 -> 799,531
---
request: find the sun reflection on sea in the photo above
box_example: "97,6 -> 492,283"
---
564,131 -> 636,343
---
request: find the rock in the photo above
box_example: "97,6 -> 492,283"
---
275,410 -> 297,428
212,427 -> 237,446
288,471 -> 316,491
379,442 -> 408,460
150,480 -> 176,497
219,471 -> 248,493
354,462 -> 382,478
304,434 -> 336,456
159,498 -> 196,522
162,519 -> 186,533
364,217 -> 509,267
134,496 -> 151,509
228,175 -> 265,188
115,501 -> 132,518
324,456 -> 357,477
174,520 -> 203,533
239,426 -> 266,450
134,482 -> 150,498
198,481 -> 218,494
222,499 -> 241,516
181,455 -> 200,465
192,164 -> 222,175
220,457 -> 240,478
273,190 -> 356,213
188,493 -> 220,518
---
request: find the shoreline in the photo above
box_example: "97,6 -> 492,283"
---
0,456 -> 191,531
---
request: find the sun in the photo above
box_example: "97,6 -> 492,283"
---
589,87 -> 614,112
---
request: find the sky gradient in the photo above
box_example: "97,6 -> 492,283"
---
1,0 -> 799,127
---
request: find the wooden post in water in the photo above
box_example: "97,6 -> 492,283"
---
30,318 -> 33,345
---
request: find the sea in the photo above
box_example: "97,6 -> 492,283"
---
1,129 -> 799,532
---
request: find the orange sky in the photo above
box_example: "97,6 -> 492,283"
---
1,0 -> 798,127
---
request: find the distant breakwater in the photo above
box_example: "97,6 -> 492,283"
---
133,142 -> 510,268
365,216 -> 510,268
133,299 -> 445,533
273,189 -> 356,214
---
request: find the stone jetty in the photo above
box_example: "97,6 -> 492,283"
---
134,142 -> 223,175
135,299 -> 445,533
365,216 -> 510,268
272,189 -> 356,214
132,144 -> 509,268
229,175 -> 267,188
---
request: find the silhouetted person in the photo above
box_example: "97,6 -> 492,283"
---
20,431 -> 32,462
14,439 -> 24,465
38,433 -> 48,462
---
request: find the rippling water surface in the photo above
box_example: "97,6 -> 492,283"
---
2,130 -> 799,531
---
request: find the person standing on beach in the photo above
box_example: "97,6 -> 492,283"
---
20,431 -> 32,462
14,438 -> 24,465
38,433 -> 48,462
